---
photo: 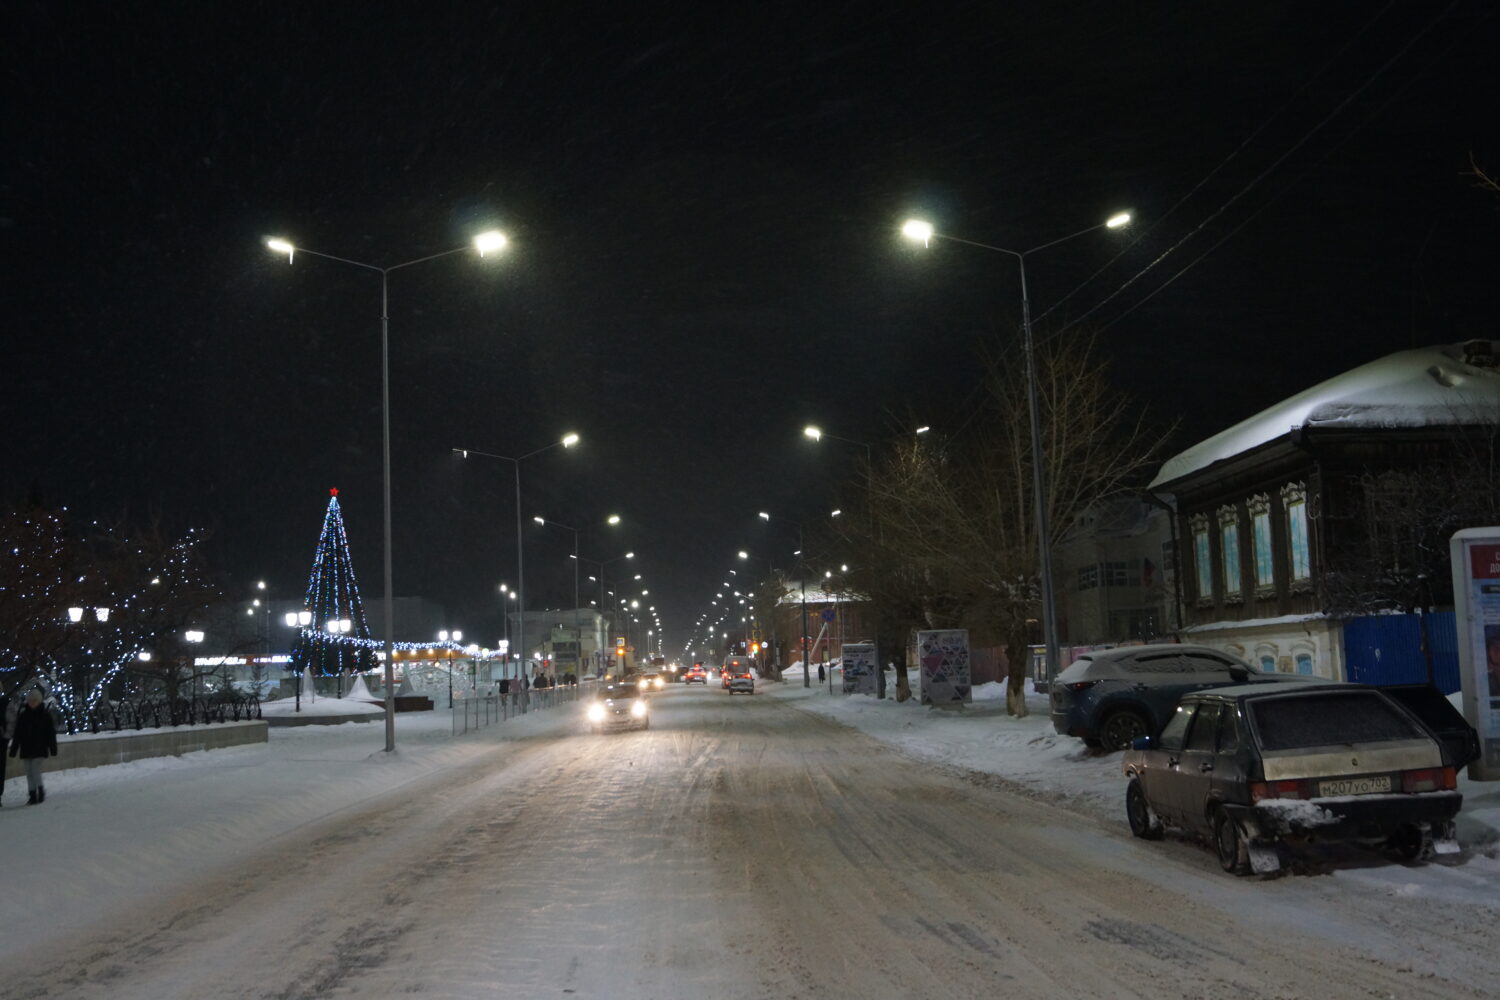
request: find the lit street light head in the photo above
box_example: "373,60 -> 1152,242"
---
758,511 -> 770,521
533,516 -> 546,525
1106,212 -> 1132,229
803,425 -> 822,441
901,219 -> 934,246
265,237 -> 295,261
607,514 -> 621,524
473,230 -> 508,256
562,432 -> 580,448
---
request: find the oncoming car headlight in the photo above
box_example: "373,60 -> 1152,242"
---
630,699 -> 647,718
587,703 -> 606,723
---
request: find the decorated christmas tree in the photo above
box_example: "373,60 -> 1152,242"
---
288,489 -> 374,678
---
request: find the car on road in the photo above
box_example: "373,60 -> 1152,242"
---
637,672 -> 665,693
723,658 -> 755,695
1121,683 -> 1472,875
684,664 -> 708,685
1050,643 -> 1312,751
586,683 -> 650,733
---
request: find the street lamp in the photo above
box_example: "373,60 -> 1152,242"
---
266,229 -> 510,751
901,210 -> 1131,685
452,434 -> 580,708
438,629 -> 462,705
537,513 -> 622,680
758,511 -> 810,688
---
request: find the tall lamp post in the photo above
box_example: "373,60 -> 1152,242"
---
538,513 -> 621,679
438,629 -> 462,706
758,511 -> 809,688
453,434 -> 580,708
576,550 -> 635,675
900,211 -> 1130,684
265,228 -> 509,751
803,425 -> 872,468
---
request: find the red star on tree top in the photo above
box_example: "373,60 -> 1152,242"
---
329,487 -> 339,497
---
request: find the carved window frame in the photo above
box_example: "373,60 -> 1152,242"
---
1280,481 -> 1312,592
1189,512 -> 1213,607
1247,493 -> 1275,596
1217,505 -> 1242,603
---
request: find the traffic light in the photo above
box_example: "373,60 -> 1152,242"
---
750,642 -> 761,655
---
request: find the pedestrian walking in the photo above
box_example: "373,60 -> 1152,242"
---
0,690 -> 12,807
9,689 -> 58,805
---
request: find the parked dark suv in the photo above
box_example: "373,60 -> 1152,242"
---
1121,683 -> 1473,875
1050,644 -> 1312,751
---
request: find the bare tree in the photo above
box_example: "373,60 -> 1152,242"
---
832,330 -> 1166,715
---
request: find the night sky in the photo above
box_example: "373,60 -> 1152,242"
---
6,2 -> 1496,652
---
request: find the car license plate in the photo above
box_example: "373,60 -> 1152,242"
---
1318,775 -> 1392,797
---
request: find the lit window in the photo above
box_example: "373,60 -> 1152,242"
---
1190,514 -> 1212,602
1218,506 -> 1241,598
1281,483 -> 1311,582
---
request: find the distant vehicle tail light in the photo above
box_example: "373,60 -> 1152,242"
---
1250,779 -> 1313,802
1401,767 -> 1456,793
1064,681 -> 1097,692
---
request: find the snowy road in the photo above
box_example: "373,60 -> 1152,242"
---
7,686 -> 1497,999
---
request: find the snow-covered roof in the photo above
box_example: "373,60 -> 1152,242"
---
778,586 -> 866,605
1151,343 -> 1500,489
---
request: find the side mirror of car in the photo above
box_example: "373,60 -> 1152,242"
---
1227,666 -> 1249,683
1131,735 -> 1154,751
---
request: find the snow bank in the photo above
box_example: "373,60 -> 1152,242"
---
259,695 -> 384,716
771,679 -> 1123,819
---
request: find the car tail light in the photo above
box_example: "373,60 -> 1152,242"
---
1064,681 -> 1097,692
1250,779 -> 1313,802
1401,767 -> 1456,793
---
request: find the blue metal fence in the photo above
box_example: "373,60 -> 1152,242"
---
1342,612 -> 1460,693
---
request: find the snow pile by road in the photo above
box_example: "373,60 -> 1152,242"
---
0,704 -> 582,967
259,694 -> 385,716
773,678 -> 1500,845
771,679 -> 1123,820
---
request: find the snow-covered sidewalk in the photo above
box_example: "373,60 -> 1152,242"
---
0,704 -> 579,966
769,673 -> 1500,900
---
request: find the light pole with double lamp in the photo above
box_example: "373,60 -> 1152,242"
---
265,229 -> 509,751
536,513 -> 621,680
758,512 -> 810,688
576,550 -> 635,675
452,435 -> 580,709
901,211 -> 1130,685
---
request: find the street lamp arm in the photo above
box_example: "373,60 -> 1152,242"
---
452,446 -> 517,466
933,222 -> 1108,260
1021,221 -> 1112,258
280,246 -> 385,274
385,245 -> 475,273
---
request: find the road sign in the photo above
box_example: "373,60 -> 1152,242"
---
821,608 -> 837,623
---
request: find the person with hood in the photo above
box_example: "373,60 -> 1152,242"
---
9,689 -> 58,805
0,690 -> 11,807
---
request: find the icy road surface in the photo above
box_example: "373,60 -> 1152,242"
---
5,686 -> 1497,999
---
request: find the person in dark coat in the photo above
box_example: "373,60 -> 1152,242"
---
0,691 -> 11,807
9,690 -> 58,805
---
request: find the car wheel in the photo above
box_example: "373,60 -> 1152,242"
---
1098,709 -> 1151,751
1125,779 -> 1164,840
1390,823 -> 1433,862
1212,808 -> 1250,875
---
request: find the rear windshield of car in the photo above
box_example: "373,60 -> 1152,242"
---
601,686 -> 637,700
1249,691 -> 1426,751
